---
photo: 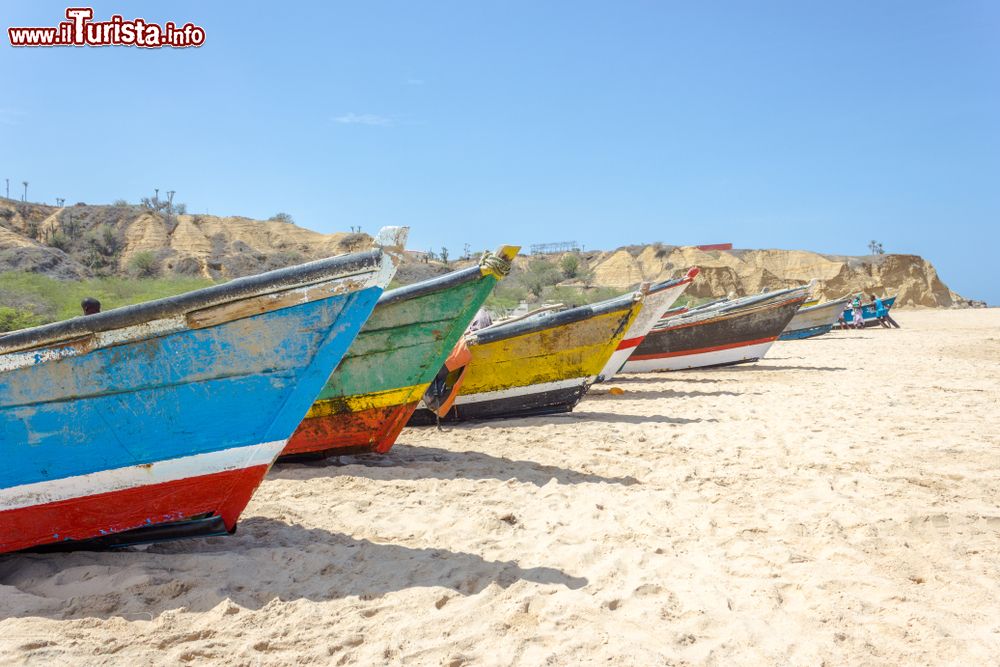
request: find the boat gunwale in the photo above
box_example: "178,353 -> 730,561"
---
0,249 -> 385,356
795,296 -> 852,315
470,292 -> 641,346
647,267 -> 700,294
651,293 -> 808,333
709,285 -> 810,314
376,264 -> 484,307
659,285 -> 809,325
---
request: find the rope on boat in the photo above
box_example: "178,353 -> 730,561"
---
480,250 -> 514,278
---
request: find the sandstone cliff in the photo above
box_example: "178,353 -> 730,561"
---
0,199 -> 970,307
576,244 -> 966,308
0,200 -> 371,281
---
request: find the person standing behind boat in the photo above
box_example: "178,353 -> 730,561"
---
871,294 -> 900,329
851,295 -> 865,329
81,297 -> 101,315
468,308 -> 493,332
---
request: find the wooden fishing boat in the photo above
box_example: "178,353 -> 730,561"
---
621,287 -> 808,372
0,233 -> 401,553
779,296 -> 851,340
280,246 -> 518,459
842,296 -> 897,327
409,291 -> 644,423
595,267 -> 699,382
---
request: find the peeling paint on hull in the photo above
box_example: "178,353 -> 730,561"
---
0,456 -> 273,554
0,254 -> 393,553
623,295 -> 805,373
410,295 -> 642,424
282,247 -> 517,459
284,401 -> 419,457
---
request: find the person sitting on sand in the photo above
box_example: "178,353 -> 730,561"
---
871,294 -> 900,329
81,297 -> 101,315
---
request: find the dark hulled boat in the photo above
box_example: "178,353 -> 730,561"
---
620,288 -> 808,372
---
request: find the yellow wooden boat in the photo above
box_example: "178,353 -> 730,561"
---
409,291 -> 643,423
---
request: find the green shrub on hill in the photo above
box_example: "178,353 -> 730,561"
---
0,306 -> 42,333
0,272 -> 214,331
128,251 -> 160,277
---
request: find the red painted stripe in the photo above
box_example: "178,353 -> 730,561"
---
628,336 -> 777,361
0,465 -> 270,554
615,335 -> 645,351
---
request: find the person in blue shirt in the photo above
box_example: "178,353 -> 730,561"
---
870,294 -> 900,328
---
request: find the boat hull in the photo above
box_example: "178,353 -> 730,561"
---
410,295 -> 641,424
622,295 -> 804,373
842,296 -> 897,326
779,298 -> 849,340
778,323 -> 835,341
0,442 -> 279,553
282,248 -> 516,459
624,339 -> 775,372
409,377 -> 590,424
0,253 -> 390,553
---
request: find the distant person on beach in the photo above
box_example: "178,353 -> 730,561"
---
851,296 -> 865,329
871,294 -> 900,329
468,308 -> 493,332
81,297 -> 101,315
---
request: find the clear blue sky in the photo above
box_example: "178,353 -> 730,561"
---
3,1 -> 998,302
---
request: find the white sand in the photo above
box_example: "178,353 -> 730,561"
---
2,309 -> 998,665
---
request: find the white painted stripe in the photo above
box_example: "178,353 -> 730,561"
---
453,376 -> 594,406
597,348 -> 634,383
621,341 -> 775,373
0,440 -> 285,512
596,280 -> 691,382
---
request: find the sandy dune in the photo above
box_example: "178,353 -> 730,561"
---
1,309 -> 998,665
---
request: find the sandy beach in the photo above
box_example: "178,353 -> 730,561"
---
1,308 -> 997,665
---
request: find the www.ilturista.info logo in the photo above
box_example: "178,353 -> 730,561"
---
8,8 -> 205,48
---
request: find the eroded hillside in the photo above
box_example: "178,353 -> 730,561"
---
576,244 -> 968,307
0,199 -> 972,307
0,200 -> 372,281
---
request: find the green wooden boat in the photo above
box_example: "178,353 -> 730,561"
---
280,245 -> 518,458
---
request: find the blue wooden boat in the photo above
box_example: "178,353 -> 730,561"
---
841,296 -> 897,327
0,236 -> 400,553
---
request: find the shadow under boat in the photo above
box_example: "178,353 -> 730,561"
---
724,364 -> 848,372
585,387 -> 753,399
273,443 -> 640,486
0,517 -> 587,621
